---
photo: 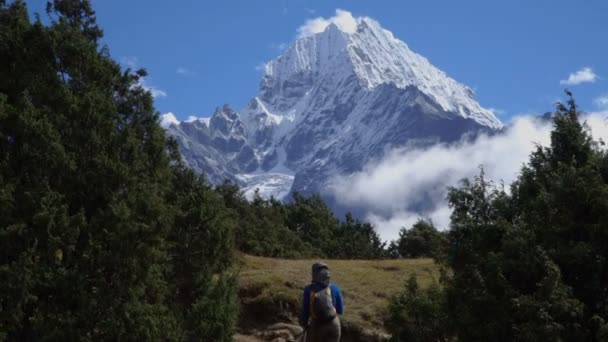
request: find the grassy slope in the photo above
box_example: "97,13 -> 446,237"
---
238,254 -> 440,335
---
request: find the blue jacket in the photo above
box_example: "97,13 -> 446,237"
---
300,283 -> 344,323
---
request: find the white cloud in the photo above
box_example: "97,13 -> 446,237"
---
329,112 -> 608,242
560,67 -> 597,85
366,206 -> 453,242
139,78 -> 167,98
297,9 -> 358,38
595,95 -> 608,109
160,112 -> 179,128
176,67 -> 195,77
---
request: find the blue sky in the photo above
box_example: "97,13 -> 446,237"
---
27,0 -> 608,121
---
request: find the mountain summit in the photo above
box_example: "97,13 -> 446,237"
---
166,14 -> 502,200
258,18 -> 500,129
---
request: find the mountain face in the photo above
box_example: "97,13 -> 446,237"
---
165,17 -> 502,201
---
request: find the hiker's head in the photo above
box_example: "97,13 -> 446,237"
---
312,262 -> 331,286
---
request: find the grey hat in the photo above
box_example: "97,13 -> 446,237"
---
312,262 -> 329,273
312,262 -> 331,286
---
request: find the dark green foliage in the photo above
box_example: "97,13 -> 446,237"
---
285,192 -> 341,257
0,1 -> 236,340
284,194 -> 386,258
509,94 -> 608,339
167,167 -> 238,341
385,240 -> 401,259
513,96 -> 608,319
332,213 -> 386,259
386,275 -> 451,342
217,185 -> 388,259
396,219 -> 448,259
389,93 -> 608,341
216,183 -> 314,258
446,173 -> 585,341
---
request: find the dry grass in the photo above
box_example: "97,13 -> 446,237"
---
238,254 -> 440,334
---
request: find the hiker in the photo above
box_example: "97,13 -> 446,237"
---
299,262 -> 344,342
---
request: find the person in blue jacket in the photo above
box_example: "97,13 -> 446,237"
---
300,262 -> 344,342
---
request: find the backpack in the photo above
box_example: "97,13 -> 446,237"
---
310,286 -> 337,322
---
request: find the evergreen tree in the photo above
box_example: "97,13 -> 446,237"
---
446,172 -> 584,341
333,213 -> 386,259
0,1 -> 237,340
216,182 -> 312,258
396,219 -> 448,259
285,192 -> 341,257
511,93 -> 608,337
385,275 -> 451,342
388,94 -> 608,341
167,166 -> 238,341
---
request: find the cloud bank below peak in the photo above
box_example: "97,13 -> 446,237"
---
328,111 -> 608,241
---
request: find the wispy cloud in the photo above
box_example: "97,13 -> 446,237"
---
139,78 -> 167,98
595,95 -> 608,109
305,8 -> 316,14
560,67 -> 597,85
297,9 -> 358,38
176,67 -> 195,77
329,112 -> 608,241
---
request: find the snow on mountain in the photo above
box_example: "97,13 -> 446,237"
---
237,173 -> 295,201
160,112 -> 180,128
257,17 -> 501,130
166,13 -> 502,201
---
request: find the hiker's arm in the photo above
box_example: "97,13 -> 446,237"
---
333,284 -> 344,315
300,286 -> 310,325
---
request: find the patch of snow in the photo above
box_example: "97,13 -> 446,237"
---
237,173 -> 295,201
186,116 -> 211,127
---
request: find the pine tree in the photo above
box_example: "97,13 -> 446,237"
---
512,92 -> 608,337
446,173 -> 584,341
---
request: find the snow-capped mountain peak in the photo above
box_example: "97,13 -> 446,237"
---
167,11 -> 503,201
259,16 -> 501,129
